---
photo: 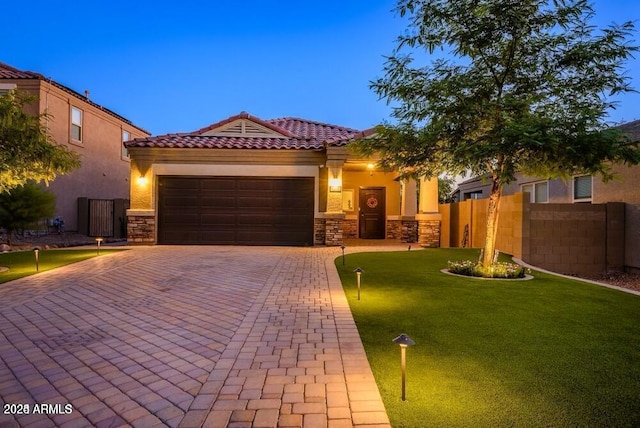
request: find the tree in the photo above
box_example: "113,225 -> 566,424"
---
361,0 -> 640,272
0,90 -> 80,193
0,182 -> 55,245
438,175 -> 456,203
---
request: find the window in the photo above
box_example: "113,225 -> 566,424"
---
573,175 -> 592,202
71,107 -> 83,142
464,190 -> 483,200
521,181 -> 548,203
0,83 -> 17,95
122,130 -> 130,159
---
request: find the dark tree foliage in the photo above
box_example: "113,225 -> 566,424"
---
360,0 -> 640,270
0,91 -> 80,193
0,182 -> 55,245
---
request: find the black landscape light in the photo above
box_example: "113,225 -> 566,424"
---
392,333 -> 416,401
353,267 -> 364,301
33,247 -> 40,272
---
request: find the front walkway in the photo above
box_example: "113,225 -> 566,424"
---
0,244 -> 402,427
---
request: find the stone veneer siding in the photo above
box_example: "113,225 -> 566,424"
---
325,218 -> 344,246
387,220 -> 401,240
343,219 -> 358,239
314,219 -> 326,245
401,220 -> 418,243
418,220 -> 441,248
127,215 -> 156,244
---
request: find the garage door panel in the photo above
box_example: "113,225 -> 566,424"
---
201,196 -> 237,208
158,176 -> 313,245
237,197 -> 273,209
201,213 -> 237,226
200,178 -> 238,190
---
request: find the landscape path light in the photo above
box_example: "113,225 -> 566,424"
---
96,237 -> 103,255
392,333 -> 416,401
341,245 -> 346,266
353,267 -> 364,301
33,247 -> 40,272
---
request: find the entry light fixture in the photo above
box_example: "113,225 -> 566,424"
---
136,175 -> 148,186
367,163 -> 375,176
329,177 -> 342,192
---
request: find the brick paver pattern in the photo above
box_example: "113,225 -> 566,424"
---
0,246 -> 391,427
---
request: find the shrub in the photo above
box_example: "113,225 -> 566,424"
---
448,260 -> 527,279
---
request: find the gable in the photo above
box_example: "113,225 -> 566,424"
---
200,118 -> 287,139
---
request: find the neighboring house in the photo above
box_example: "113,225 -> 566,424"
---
124,112 -> 441,246
0,62 -> 150,235
447,120 -> 640,275
452,119 -> 640,205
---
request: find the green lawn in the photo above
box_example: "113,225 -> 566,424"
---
0,249 -> 125,284
336,248 -> 640,427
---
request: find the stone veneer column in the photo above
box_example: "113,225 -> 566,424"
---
417,177 -> 441,247
324,214 -> 345,246
126,210 -> 156,244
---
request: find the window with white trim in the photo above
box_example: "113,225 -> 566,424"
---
573,175 -> 592,202
122,130 -> 130,159
521,181 -> 548,203
0,83 -> 17,95
71,107 -> 83,142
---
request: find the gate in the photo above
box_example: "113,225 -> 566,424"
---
89,199 -> 114,237
78,198 -> 129,238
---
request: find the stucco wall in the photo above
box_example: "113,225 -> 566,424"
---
5,78 -> 148,231
342,171 -> 401,217
594,164 -> 640,204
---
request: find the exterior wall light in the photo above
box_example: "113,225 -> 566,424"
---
367,163 -> 375,176
341,245 -> 346,266
353,267 -> 364,301
136,175 -> 148,186
96,237 -> 103,255
329,177 -> 342,192
392,333 -> 416,401
33,247 -> 40,272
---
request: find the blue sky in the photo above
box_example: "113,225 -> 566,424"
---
2,0 -> 639,136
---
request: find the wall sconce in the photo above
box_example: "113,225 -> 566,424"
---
367,163 -> 375,176
136,175 -> 148,186
329,177 -> 342,192
392,333 -> 416,401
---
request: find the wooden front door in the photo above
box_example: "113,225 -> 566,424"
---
359,187 -> 385,239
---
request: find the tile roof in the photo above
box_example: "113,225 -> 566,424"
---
617,119 -> 640,142
125,112 -> 375,150
0,61 -> 149,135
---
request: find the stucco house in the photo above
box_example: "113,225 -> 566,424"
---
453,119 -> 640,205
124,112 -> 441,246
0,61 -> 149,235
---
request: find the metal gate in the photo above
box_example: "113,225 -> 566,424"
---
89,199 -> 114,237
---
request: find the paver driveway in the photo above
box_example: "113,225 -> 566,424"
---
0,246 -> 391,427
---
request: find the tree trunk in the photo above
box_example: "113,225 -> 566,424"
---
482,179 -> 503,271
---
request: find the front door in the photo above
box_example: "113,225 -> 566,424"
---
359,187 -> 385,239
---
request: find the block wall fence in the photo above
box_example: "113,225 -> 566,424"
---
439,193 -> 635,276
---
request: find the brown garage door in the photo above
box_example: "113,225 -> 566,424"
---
158,176 -> 314,245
